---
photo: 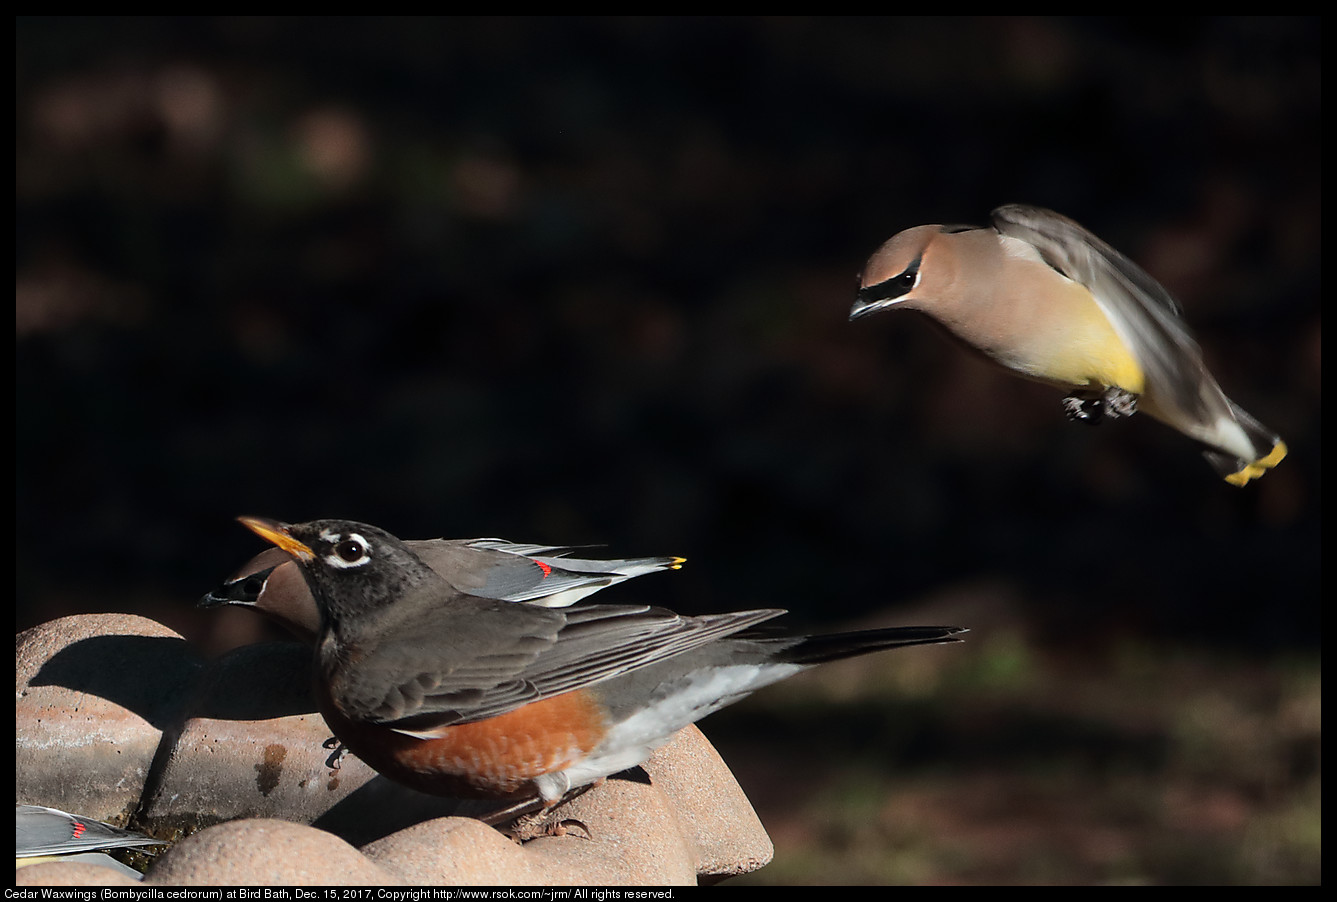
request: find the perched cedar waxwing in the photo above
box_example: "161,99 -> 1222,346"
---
201,538 -> 685,643
226,516 -> 965,822
16,805 -> 164,878
850,204 -> 1287,485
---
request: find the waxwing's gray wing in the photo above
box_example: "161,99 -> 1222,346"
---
992,204 -> 1209,422
16,805 -> 164,858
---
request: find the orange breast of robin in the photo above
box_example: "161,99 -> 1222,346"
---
320,687 -> 611,799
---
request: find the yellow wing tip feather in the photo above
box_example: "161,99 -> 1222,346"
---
1224,441 -> 1288,486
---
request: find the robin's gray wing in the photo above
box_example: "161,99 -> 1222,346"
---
992,204 -> 1216,424
327,600 -> 784,732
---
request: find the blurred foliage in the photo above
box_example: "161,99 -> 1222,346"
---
719,622 -> 1320,885
16,16 -> 1319,645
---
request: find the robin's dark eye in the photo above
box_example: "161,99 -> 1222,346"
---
895,269 -> 918,290
336,539 -> 366,562
320,529 -> 373,569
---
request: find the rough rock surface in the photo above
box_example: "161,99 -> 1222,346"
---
16,614 -> 774,885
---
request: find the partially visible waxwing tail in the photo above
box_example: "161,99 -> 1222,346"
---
1203,401 -> 1287,486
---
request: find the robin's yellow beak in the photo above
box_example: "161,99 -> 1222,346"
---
238,516 -> 315,562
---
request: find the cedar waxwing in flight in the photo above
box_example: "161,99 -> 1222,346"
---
850,204 -> 1287,485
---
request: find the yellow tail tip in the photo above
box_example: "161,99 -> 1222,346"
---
1224,441 -> 1288,486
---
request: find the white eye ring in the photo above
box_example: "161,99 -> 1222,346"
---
325,532 -> 372,569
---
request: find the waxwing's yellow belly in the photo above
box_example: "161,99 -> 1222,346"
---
992,279 -> 1146,396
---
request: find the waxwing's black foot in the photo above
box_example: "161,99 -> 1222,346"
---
1063,387 -> 1138,424
1103,387 -> 1139,418
1063,394 -> 1104,423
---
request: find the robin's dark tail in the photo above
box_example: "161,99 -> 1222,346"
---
773,625 -> 967,665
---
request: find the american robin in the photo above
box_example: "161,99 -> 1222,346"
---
231,516 -> 965,816
850,204 -> 1286,485
201,537 -> 685,643
16,805 -> 164,877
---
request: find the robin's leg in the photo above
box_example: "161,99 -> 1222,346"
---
486,781 -> 602,840
545,779 -> 601,839
322,737 -> 349,771
478,793 -> 549,827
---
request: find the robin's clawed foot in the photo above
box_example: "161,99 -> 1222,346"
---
322,737 -> 348,771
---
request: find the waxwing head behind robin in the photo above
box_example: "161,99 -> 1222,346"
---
197,545 -> 321,641
237,516 -> 438,636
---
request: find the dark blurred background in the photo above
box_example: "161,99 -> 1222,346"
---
16,17 -> 1320,884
